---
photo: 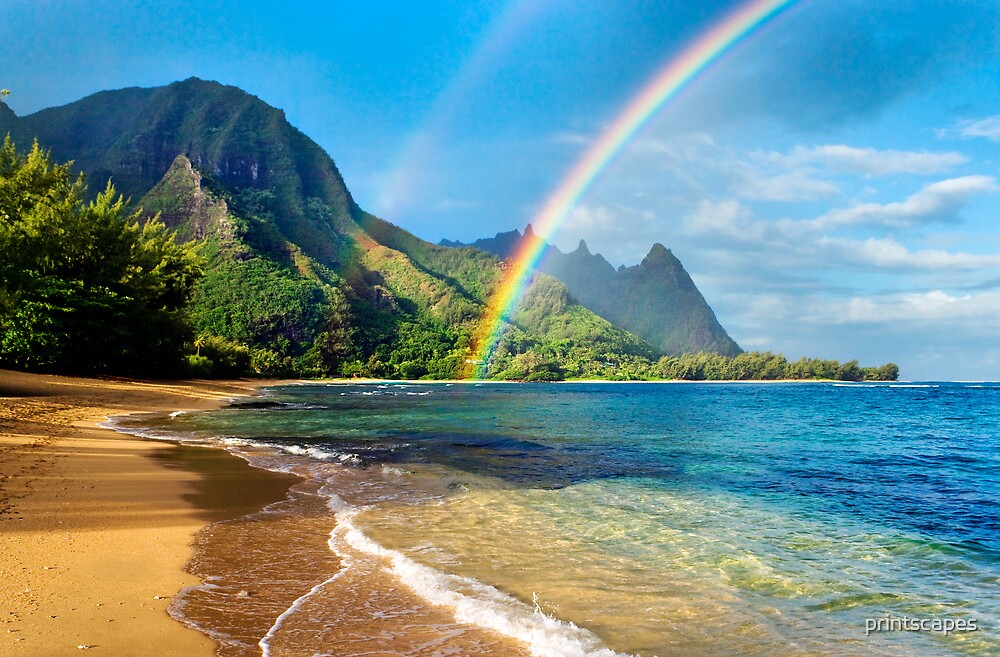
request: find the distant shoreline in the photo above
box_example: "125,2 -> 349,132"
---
291,377 -> 863,385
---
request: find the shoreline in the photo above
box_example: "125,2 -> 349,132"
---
301,377 -> 905,385
0,369 -> 297,656
0,372 -> 935,656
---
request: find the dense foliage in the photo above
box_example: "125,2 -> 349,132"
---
0,138 -> 899,382
653,352 -> 898,382
0,81 -> 902,382
0,139 -> 202,374
483,327 -> 898,382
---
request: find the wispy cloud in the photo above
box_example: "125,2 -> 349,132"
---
760,144 -> 968,176
550,131 -> 592,146
684,199 -> 769,241
952,115 -> 1000,142
720,289 -> 1000,331
680,179 -> 1000,272
799,290 -> 1000,327
737,170 -> 841,202
817,236 -> 1000,270
807,176 -> 997,230
629,134 -> 841,202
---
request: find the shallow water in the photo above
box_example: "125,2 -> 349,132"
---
117,382 -> 1000,656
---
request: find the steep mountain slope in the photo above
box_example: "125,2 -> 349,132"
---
0,79 -> 655,379
443,226 -> 742,357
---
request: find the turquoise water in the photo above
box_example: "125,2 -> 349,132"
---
124,382 -> 1000,656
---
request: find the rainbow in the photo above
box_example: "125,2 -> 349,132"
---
468,0 -> 796,378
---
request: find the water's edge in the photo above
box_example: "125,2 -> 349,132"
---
104,408 -> 628,657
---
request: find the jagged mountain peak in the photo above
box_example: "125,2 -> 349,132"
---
141,154 -> 233,242
640,243 -> 682,270
9,79 -> 713,379
440,227 -> 741,356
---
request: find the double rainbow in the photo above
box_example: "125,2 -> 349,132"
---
469,0 -> 796,378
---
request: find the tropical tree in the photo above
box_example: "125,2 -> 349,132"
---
0,138 -> 203,374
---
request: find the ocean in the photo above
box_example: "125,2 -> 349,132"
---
114,381 -> 1000,657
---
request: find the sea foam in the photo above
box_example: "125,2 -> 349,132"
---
325,503 -> 633,657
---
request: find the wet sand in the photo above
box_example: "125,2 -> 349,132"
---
0,369 -> 296,656
0,371 -> 535,657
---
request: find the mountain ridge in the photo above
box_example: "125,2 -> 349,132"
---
0,79 -> 899,382
441,227 -> 742,357
0,78 -> 661,379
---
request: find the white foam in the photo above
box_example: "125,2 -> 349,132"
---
215,438 -> 363,466
330,508 -> 632,657
277,444 -> 361,464
100,416 -> 190,443
168,594 -> 245,647
258,569 -> 346,657
107,400 -> 632,656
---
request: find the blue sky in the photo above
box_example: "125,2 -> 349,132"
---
5,0 -> 1000,379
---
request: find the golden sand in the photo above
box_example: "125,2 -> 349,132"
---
0,370 -> 535,657
0,369 -> 293,656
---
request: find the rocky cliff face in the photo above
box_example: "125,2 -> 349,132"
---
443,228 -> 742,356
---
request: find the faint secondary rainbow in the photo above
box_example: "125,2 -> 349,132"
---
374,0 -> 547,219
468,0 -> 796,378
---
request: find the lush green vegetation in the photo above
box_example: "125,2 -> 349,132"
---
0,80 -> 901,382
0,138 -> 201,374
0,138 -> 899,382
483,328 -> 898,382
653,352 -> 898,382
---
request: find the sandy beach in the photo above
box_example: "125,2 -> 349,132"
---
0,369 -> 297,657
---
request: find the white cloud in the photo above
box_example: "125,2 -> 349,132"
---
626,134 -> 840,202
563,204 -> 621,233
807,176 -> 997,230
826,290 -> 1000,326
680,191 -> 1000,272
954,115 -> 1000,142
818,236 -> 1000,269
737,170 -> 841,201
762,144 -> 968,176
683,199 -> 760,239
722,289 -> 1000,328
550,131 -> 592,146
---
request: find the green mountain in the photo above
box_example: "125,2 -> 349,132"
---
442,226 -> 742,357
0,78 -> 655,379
